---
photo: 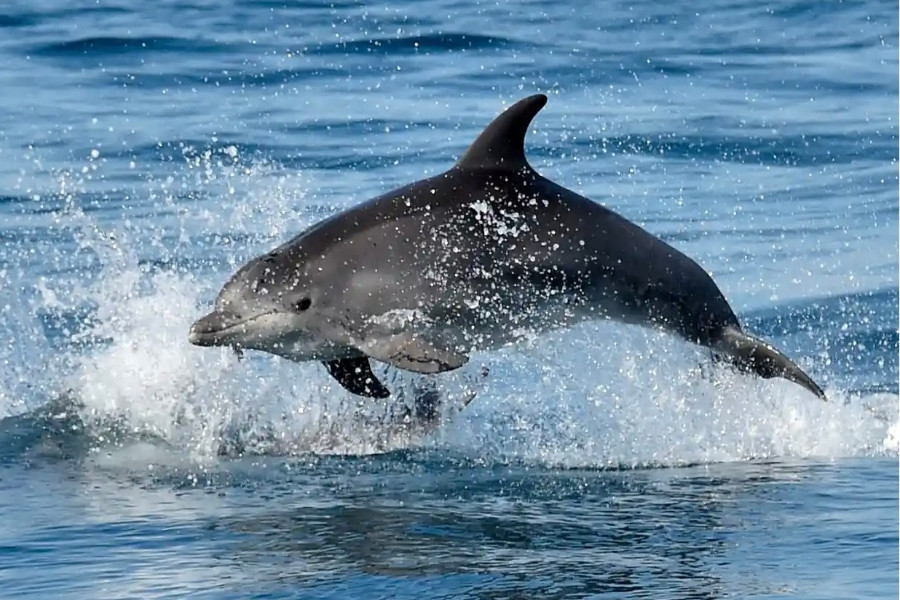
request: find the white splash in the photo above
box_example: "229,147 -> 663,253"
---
3,151 -> 896,468
440,324 -> 898,467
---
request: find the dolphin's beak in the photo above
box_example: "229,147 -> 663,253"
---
188,310 -> 247,346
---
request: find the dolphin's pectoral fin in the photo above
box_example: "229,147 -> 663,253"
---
322,358 -> 391,398
364,334 -> 468,375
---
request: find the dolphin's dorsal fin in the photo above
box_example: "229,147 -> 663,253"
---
455,93 -> 548,171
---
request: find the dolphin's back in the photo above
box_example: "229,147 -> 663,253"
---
433,169 -> 742,345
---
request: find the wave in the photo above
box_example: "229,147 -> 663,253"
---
1,5 -> 132,29
0,14 -> 36,28
568,132 -> 898,166
304,33 -> 524,56
112,67 -> 348,90
32,35 -> 230,58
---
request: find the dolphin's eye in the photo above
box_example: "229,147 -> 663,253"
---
295,297 -> 312,311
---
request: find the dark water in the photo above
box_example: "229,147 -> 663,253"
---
0,1 -> 897,598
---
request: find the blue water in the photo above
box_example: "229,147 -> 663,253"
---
0,0 -> 897,598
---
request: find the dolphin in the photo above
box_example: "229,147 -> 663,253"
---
188,94 -> 827,401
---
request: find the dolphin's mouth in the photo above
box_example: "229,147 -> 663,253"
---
188,310 -> 274,347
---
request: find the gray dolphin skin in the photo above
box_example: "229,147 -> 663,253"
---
188,94 -> 827,401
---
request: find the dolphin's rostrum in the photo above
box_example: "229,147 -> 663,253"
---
189,94 -> 827,402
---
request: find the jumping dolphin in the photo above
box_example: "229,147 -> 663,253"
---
188,94 -> 827,401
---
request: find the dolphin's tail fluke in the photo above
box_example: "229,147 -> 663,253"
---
713,325 -> 827,401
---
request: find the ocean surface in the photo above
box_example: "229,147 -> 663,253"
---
0,0 -> 897,598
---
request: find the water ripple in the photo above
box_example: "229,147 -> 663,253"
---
31,35 -> 230,58
305,33 -> 525,55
